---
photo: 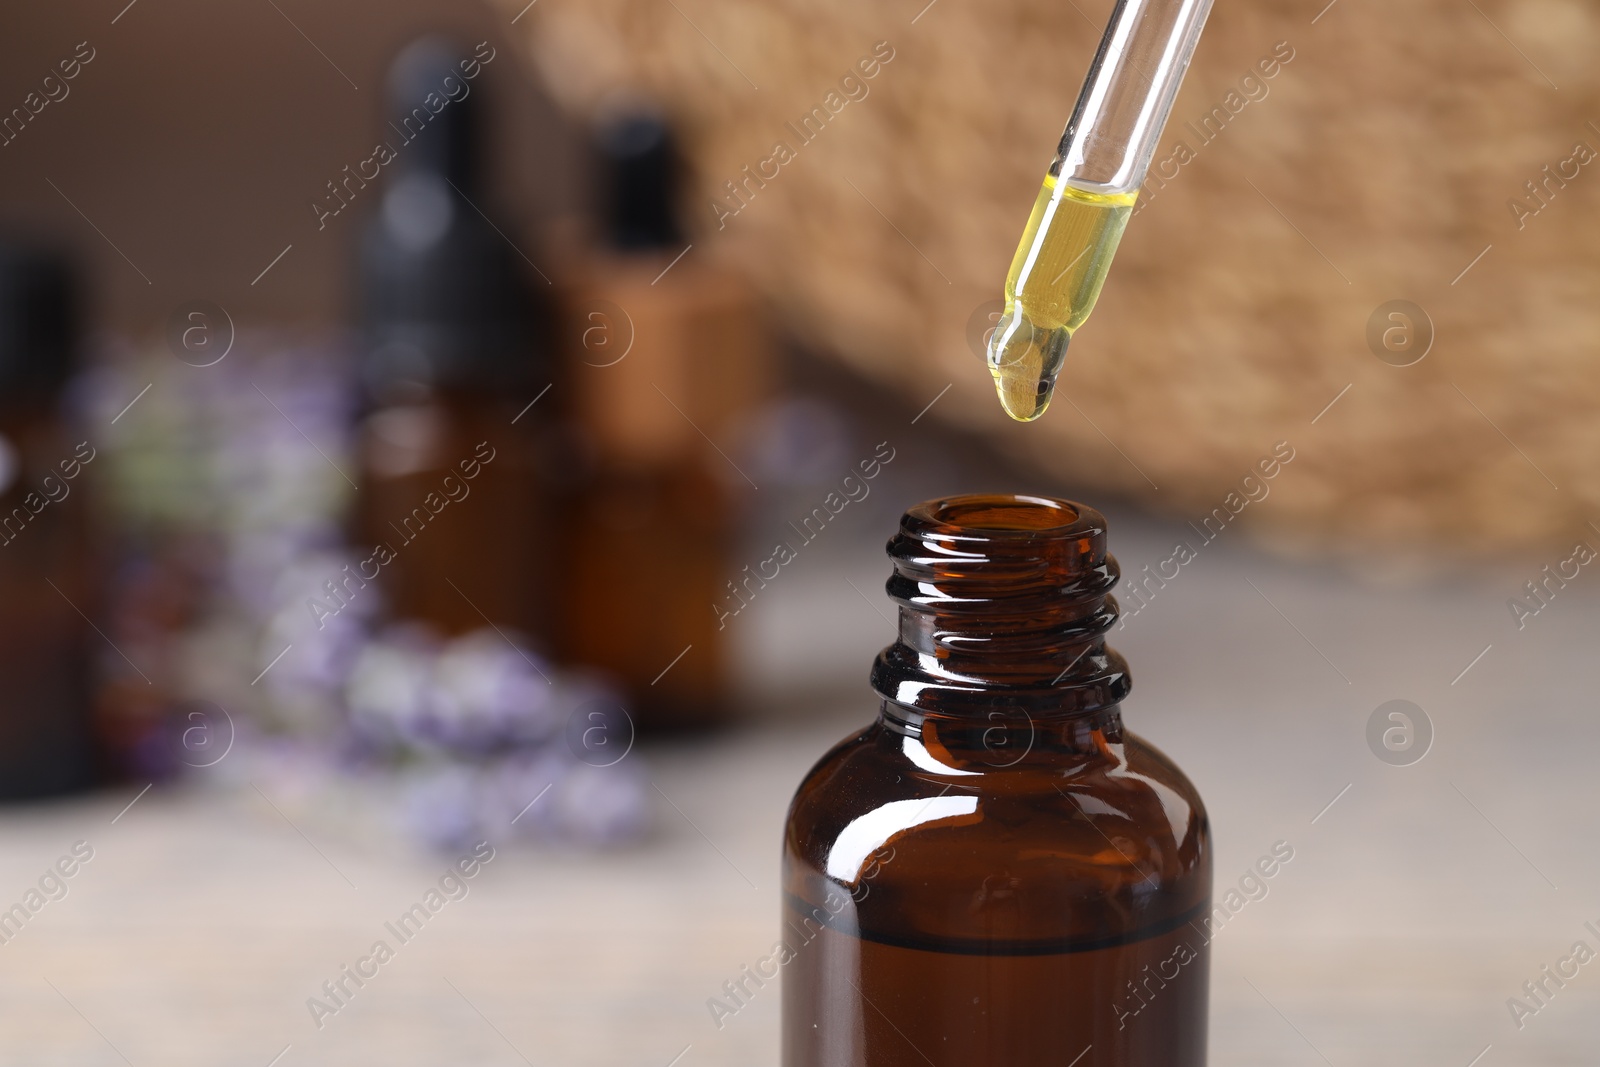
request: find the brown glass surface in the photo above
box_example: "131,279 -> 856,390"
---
554,463 -> 730,730
781,494 -> 1211,1066
357,391 -> 548,640
551,253 -> 766,730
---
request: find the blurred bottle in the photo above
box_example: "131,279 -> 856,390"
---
357,37 -> 553,643
557,110 -> 770,731
0,245 -> 97,800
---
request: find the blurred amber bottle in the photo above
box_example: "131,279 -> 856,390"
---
783,496 -> 1211,1065
356,38 -> 553,641
558,112 -> 769,730
0,246 -> 98,800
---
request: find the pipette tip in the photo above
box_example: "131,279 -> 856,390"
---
986,303 -> 1069,423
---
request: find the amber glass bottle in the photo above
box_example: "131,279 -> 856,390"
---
556,111 -> 767,730
782,494 -> 1210,1066
356,38 -> 550,640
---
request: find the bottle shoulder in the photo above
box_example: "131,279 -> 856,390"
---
783,719 -> 1209,948
787,720 -> 1208,835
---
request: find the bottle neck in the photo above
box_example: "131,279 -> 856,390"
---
869,495 -> 1132,722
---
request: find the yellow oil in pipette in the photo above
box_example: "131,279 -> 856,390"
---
987,176 -> 1136,421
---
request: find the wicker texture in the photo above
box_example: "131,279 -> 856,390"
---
509,0 -> 1600,555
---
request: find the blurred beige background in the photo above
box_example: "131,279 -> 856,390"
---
507,0 -> 1600,556
3,0 -> 1596,557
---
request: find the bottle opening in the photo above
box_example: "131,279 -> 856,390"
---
917,494 -> 1080,534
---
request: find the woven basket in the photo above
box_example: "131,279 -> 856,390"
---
506,0 -> 1600,556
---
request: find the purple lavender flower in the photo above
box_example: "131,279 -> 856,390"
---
430,629 -> 560,751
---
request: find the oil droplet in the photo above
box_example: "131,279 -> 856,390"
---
986,303 -> 1070,422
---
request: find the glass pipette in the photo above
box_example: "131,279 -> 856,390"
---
986,0 -> 1214,421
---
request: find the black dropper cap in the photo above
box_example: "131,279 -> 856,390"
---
0,243 -> 78,405
359,37 -> 540,396
596,111 -> 684,251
